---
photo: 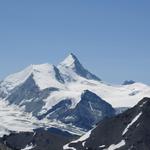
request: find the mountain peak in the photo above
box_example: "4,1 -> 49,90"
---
59,53 -> 80,69
58,53 -> 101,81
69,52 -> 78,59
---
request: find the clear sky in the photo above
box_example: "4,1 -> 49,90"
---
0,0 -> 150,84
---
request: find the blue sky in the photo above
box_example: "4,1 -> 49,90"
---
0,0 -> 150,84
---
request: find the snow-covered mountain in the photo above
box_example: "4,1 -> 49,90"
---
0,53 -> 150,131
64,97 -> 150,150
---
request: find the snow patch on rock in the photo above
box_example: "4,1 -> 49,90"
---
104,140 -> 125,150
122,112 -> 142,135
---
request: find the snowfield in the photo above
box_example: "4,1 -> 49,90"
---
0,99 -> 84,137
0,99 -> 38,137
41,78 -> 150,113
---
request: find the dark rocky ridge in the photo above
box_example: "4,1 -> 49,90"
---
0,128 -> 78,150
2,98 -> 150,150
122,80 -> 135,85
66,97 -> 150,150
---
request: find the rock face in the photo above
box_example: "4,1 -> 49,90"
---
41,90 -> 115,130
0,143 -> 12,150
122,80 -> 135,85
0,128 -> 78,150
65,97 -> 150,150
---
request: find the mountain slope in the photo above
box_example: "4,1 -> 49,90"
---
64,97 -> 150,150
0,99 -> 39,137
40,90 -> 115,130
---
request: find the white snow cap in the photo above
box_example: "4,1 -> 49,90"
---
58,53 -> 101,82
1,63 -> 64,91
59,53 -> 78,69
